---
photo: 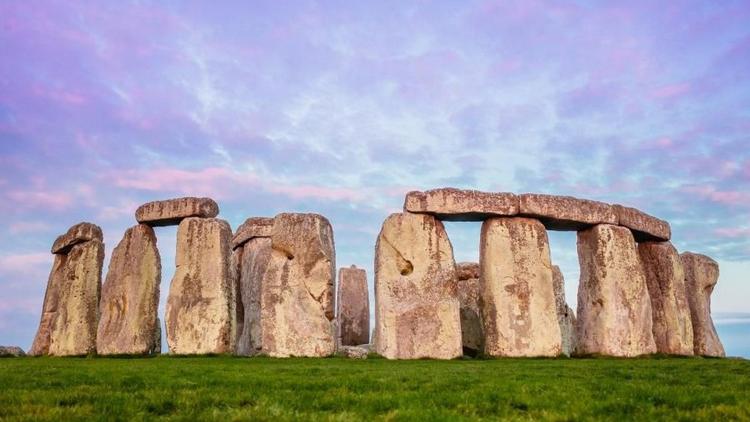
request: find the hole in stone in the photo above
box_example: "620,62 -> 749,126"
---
286,253 -> 294,260
400,261 -> 413,276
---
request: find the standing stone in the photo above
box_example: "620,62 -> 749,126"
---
374,213 -> 462,360
576,224 -> 656,357
0,346 -> 26,357
97,224 -> 161,355
456,262 -> 483,356
337,265 -> 370,347
681,252 -> 725,357
638,242 -> 694,355
552,266 -> 577,356
480,217 -> 561,357
166,217 -> 235,355
260,213 -> 336,357
235,236 -> 272,356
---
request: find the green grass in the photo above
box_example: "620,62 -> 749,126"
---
0,356 -> 749,421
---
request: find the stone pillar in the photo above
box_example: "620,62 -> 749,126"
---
337,265 -> 370,346
456,262 -> 482,356
234,236 -> 272,356
374,213 -> 461,360
97,224 -> 161,355
639,242 -> 694,355
576,224 -> 656,357
166,217 -> 236,354
681,252 -> 725,357
552,266 -> 576,356
480,217 -> 561,357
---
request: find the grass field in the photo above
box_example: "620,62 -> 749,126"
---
1,356 -> 749,421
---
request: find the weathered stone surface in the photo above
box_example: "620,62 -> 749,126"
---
456,262 -> 483,356
97,224 -> 161,355
404,188 -> 518,221
337,265 -> 370,347
480,217 -> 561,357
681,252 -> 725,357
0,346 -> 26,357
232,217 -> 274,250
576,224 -> 656,357
552,266 -> 576,356
135,197 -> 219,227
374,213 -> 462,360
259,213 -> 336,357
235,237 -> 272,356
30,239 -> 104,356
519,194 -> 618,231
166,217 -> 236,355
151,317 -> 162,355
339,345 -> 369,359
615,205 -> 671,242
51,222 -> 103,254
638,242 -> 694,355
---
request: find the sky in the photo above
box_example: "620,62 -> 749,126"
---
1,1 -> 748,354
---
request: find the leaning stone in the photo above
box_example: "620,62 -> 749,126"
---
0,346 -> 26,357
232,217 -> 274,250
29,254 -> 66,356
135,197 -> 219,227
51,222 -> 103,254
519,194 -> 618,231
576,224 -> 656,357
97,224 -> 161,355
166,217 -> 236,355
681,252 -> 725,357
552,266 -> 576,356
638,242 -> 694,355
404,188 -> 518,221
337,265 -> 370,347
339,345 -> 368,359
374,213 -> 462,360
615,205 -> 671,242
235,237 -> 272,356
260,213 -> 336,357
456,262 -> 483,356
480,217 -> 562,357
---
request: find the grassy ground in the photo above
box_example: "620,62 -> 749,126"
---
0,356 -> 748,421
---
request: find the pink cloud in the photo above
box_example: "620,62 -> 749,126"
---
267,185 -> 365,202
8,221 -> 51,234
6,190 -> 74,211
0,252 -> 51,277
682,185 -> 750,207
714,228 -> 750,239
652,83 -> 690,99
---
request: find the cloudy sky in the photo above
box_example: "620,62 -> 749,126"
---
1,1 -> 748,351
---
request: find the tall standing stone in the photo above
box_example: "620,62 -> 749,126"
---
337,266 -> 370,346
576,224 -> 656,357
166,217 -> 235,354
681,252 -> 725,357
260,213 -> 336,357
234,236 -> 272,356
480,217 -> 561,357
374,213 -> 462,360
97,224 -> 161,355
456,262 -> 483,356
552,266 -> 576,356
638,242 -> 694,355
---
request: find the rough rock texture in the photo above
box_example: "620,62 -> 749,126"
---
615,205 -> 671,242
51,222 -> 103,254
518,194 -> 618,231
681,252 -> 725,357
136,197 -> 219,227
232,217 -> 274,250
456,262 -> 483,356
337,265 -> 370,347
259,213 -> 336,357
339,345 -> 369,359
97,224 -> 161,355
480,217 -> 562,357
374,213 -> 462,360
235,237 -> 272,356
30,239 -> 104,356
552,266 -> 577,356
166,217 -> 236,355
638,242 -> 694,355
151,318 -> 162,355
0,346 -> 26,357
404,188 -> 518,221
576,224 -> 656,357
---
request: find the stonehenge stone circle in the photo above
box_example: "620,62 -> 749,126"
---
233,234 -> 272,356
30,223 -> 104,356
681,252 -> 725,357
576,224 -> 656,357
166,217 -> 236,355
638,242 -> 694,355
456,262 -> 483,356
480,217 -> 562,357
374,213 -> 462,360
552,266 -> 576,356
97,224 -> 161,355
337,265 -> 370,347
136,197 -> 219,226
404,188 -> 518,221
